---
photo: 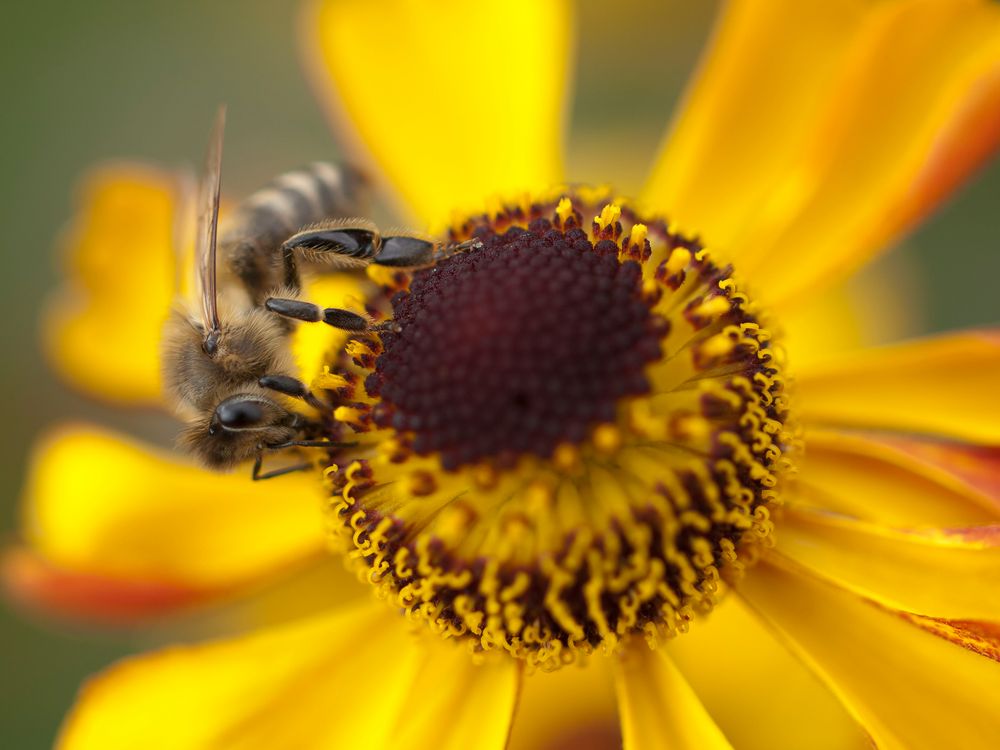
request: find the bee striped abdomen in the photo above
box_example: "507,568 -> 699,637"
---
220,162 -> 368,301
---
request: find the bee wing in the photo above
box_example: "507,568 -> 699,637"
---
197,106 -> 226,334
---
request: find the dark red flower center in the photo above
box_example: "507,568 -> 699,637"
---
365,222 -> 666,469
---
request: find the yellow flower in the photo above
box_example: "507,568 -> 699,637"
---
7,0 -> 1000,748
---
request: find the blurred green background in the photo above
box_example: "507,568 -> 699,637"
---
1,1 -> 997,747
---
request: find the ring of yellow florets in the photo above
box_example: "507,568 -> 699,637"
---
315,191 -> 792,670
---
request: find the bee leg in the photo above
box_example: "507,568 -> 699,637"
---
374,236 -> 436,267
281,225 -> 380,268
280,244 -> 302,294
374,236 -> 482,267
258,374 -> 332,411
433,237 -> 484,261
265,297 -> 370,332
252,453 -> 312,481
268,439 -> 357,449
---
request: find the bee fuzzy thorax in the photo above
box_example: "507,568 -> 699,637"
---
315,191 -> 793,670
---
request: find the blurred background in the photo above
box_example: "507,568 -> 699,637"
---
1,1 -> 997,747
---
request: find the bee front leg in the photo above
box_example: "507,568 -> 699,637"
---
251,452 -> 312,481
269,439 -> 357,449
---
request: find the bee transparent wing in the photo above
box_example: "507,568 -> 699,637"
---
197,106 -> 226,338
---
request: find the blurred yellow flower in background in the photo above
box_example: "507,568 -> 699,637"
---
5,0 -> 1000,748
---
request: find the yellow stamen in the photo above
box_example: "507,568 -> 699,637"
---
664,247 -> 691,276
405,470 -> 437,497
690,294 -> 731,321
594,203 -> 621,231
334,405 -> 365,427
346,340 -> 376,361
311,367 -> 352,393
552,442 -> 580,472
366,264 -> 400,288
555,197 -> 574,225
592,424 -> 623,455
628,222 -> 647,247
697,332 -> 736,362
472,463 -> 499,490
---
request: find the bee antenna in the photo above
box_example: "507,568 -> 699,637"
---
197,105 -> 226,348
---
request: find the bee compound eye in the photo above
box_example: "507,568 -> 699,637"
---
216,399 -> 266,429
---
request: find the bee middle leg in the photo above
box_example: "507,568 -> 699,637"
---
258,374 -> 333,411
264,297 -> 371,332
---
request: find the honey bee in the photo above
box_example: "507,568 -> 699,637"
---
163,107 -> 457,479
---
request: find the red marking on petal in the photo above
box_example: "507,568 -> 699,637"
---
873,434 -> 1000,504
937,525 -> 1000,547
896,610 -> 1000,664
2,547 -> 208,623
897,69 -> 1000,236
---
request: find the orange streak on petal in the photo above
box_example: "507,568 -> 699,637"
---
892,67 -> 1000,238
895,611 -> 1000,664
871,434 -> 1000,504
2,548 -> 207,623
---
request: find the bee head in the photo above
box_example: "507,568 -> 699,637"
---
178,392 -> 299,469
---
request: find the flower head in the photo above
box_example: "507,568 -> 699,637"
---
319,193 -> 791,668
7,1 -> 1000,749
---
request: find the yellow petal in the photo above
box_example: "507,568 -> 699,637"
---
59,602 -> 518,750
643,0 -> 873,251
197,556 -> 369,636
45,165 -> 179,404
303,0 -> 572,227
796,330 -> 1000,444
795,429 -> 1000,526
779,252 -> 922,370
509,657 -> 619,750
737,557 -> 1000,750
392,641 -> 519,750
613,642 -> 732,750
667,596 -> 872,750
644,0 -> 1000,308
873,435 -> 1000,502
776,505 -> 1000,621
22,425 -> 326,591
